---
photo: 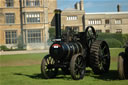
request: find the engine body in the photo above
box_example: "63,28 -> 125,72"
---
41,9 -> 111,80
50,41 -> 83,60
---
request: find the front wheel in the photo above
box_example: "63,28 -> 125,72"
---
41,54 -> 58,79
70,54 -> 86,80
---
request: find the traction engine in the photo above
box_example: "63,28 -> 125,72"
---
41,9 -> 111,80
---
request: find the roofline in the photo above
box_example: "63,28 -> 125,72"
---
85,11 -> 128,15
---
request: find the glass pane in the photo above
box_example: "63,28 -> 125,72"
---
27,29 -> 41,43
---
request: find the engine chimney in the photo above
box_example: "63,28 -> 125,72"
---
54,9 -> 62,39
117,4 -> 120,12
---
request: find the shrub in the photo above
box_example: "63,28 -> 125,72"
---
17,35 -> 24,49
104,38 -> 123,48
122,34 -> 128,45
98,33 -> 123,43
48,27 -> 65,40
48,27 -> 55,40
97,33 -> 128,47
0,45 -> 9,51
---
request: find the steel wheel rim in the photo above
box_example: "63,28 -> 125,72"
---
45,57 -> 56,77
41,55 -> 58,78
98,42 -> 110,71
74,55 -> 85,79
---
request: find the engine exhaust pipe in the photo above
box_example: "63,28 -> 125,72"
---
54,9 -> 62,39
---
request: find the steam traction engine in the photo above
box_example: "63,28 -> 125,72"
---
118,42 -> 128,79
41,9 -> 110,80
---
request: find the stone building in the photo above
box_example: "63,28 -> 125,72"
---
61,8 -> 85,32
61,0 -> 85,32
0,0 -> 57,50
61,0 -> 128,34
85,12 -> 128,34
0,0 -> 128,50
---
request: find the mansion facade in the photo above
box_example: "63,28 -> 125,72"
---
0,0 -> 128,50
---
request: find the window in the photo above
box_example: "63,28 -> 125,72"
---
26,13 -> 40,23
73,27 -> 79,32
116,29 -> 122,33
5,30 -> 17,44
67,16 -> 78,21
27,29 -> 41,43
115,19 -> 122,24
5,13 -> 15,24
65,26 -> 72,31
96,30 -> 102,33
26,0 -> 40,7
65,26 -> 79,32
5,0 -> 14,7
88,19 -> 102,25
105,19 -> 109,24
106,30 -> 110,33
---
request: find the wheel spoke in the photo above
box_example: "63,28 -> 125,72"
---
41,55 -> 58,79
70,54 -> 85,80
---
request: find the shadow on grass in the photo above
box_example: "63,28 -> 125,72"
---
90,70 -> 120,81
14,70 -> 120,81
13,71 -> 72,80
14,73 -> 42,79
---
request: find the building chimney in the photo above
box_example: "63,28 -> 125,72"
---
75,2 -> 80,10
117,4 -> 120,12
80,0 -> 84,10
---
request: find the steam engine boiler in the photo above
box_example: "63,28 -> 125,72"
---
41,9 -> 110,80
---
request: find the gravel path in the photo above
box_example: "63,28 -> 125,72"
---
0,50 -> 49,55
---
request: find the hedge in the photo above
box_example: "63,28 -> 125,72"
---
97,33 -> 128,48
104,38 -> 123,48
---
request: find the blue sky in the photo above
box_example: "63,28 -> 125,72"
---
57,0 -> 128,12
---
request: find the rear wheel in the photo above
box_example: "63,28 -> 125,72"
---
41,55 -> 58,79
90,40 -> 110,74
70,54 -> 86,80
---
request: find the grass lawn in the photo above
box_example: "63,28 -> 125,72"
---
0,48 -> 128,85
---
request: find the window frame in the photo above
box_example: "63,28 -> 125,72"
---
26,0 -> 40,7
88,19 -> 102,25
116,29 -> 122,34
27,29 -> 42,43
105,30 -> 110,33
5,30 -> 17,44
115,19 -> 122,24
5,13 -> 15,24
105,19 -> 110,24
65,26 -> 79,32
67,16 -> 78,21
25,12 -> 40,24
96,30 -> 102,33
5,0 -> 14,7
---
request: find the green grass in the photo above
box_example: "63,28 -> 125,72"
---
0,48 -> 128,85
0,53 -> 47,62
110,48 -> 124,57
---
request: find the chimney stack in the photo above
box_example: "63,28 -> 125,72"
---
80,0 -> 84,10
117,4 -> 121,12
75,2 -> 80,10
